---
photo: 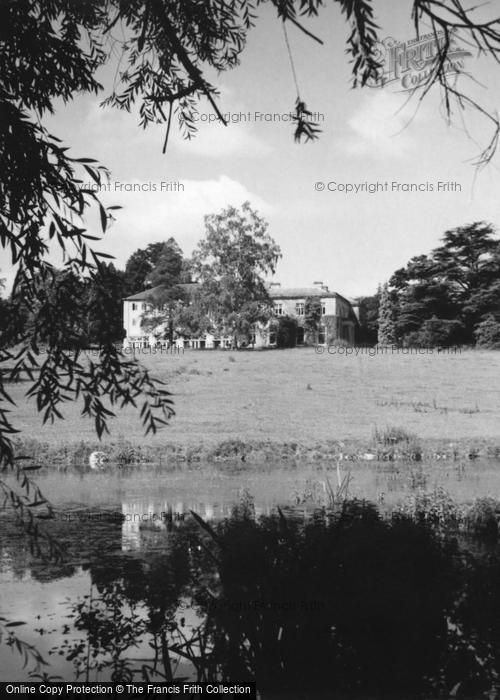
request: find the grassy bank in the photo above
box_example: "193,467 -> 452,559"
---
13,432 -> 500,469
6,347 -> 500,457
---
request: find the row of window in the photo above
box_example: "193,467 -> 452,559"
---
247,328 -> 327,345
131,302 -> 166,312
131,301 -> 330,317
128,326 -> 329,343
275,302 -> 326,316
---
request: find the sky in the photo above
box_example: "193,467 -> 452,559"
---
3,0 -> 500,298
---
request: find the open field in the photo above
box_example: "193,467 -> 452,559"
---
5,347 -> 500,457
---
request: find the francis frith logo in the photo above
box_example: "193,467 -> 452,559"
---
371,30 -> 472,91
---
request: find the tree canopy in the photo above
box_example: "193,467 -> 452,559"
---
190,202 -> 281,348
145,239 -> 185,289
124,242 -> 167,294
137,238 -> 190,343
387,222 -> 500,346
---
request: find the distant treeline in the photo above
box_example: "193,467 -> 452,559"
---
2,221 -> 500,349
357,222 -> 500,348
0,238 -> 188,347
0,204 -> 283,350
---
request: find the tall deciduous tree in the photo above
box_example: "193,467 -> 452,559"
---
124,242 -> 166,294
140,239 -> 189,343
190,203 -> 281,349
146,239 -> 184,289
85,263 -> 129,345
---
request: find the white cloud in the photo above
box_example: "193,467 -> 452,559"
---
342,91 -> 419,157
2,177 -> 270,293
96,175 -> 272,263
71,98 -> 272,163
170,120 -> 273,159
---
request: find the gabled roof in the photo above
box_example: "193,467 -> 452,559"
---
268,286 -> 337,299
124,283 -> 354,307
123,285 -> 164,302
123,283 -> 198,301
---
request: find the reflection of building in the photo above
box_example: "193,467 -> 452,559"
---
121,500 -> 219,552
121,499 -> 272,551
122,281 -> 359,349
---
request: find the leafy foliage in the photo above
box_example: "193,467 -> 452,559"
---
138,239 -> 190,343
388,222 -> 500,346
410,0 -> 500,168
377,282 -> 397,345
0,2 -> 176,531
356,290 -> 380,344
276,315 -> 299,348
475,314 -> 500,349
145,239 -> 184,289
291,98 -> 322,142
124,242 -> 166,295
99,0 -> 327,145
337,0 -> 381,87
406,316 -> 465,348
190,203 -> 281,348
304,296 -> 322,337
84,263 -> 129,345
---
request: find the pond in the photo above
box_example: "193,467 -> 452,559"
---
2,459 -> 500,697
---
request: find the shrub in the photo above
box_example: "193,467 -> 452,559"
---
276,315 -> 298,348
465,497 -> 500,542
372,425 -> 417,445
475,314 -> 500,349
194,500 -> 460,694
330,337 -> 351,348
411,316 -> 465,347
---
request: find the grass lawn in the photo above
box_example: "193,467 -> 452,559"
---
5,347 -> 500,450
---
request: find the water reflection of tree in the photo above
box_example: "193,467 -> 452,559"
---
57,526 -> 201,682
48,500 -> 500,696
188,501 -> 458,693
0,519 -> 77,583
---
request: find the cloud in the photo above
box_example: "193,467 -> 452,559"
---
1,176 -> 269,293
67,98 -> 272,164
95,175 -> 272,264
342,91 -> 419,157
170,120 -> 273,159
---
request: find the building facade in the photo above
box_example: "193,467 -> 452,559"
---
122,281 -> 358,349
268,282 -> 358,346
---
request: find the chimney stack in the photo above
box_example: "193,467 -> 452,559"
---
313,281 -> 329,292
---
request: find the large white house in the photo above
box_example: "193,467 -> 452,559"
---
122,281 -> 358,349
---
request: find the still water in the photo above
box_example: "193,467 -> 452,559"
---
1,459 -> 500,690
